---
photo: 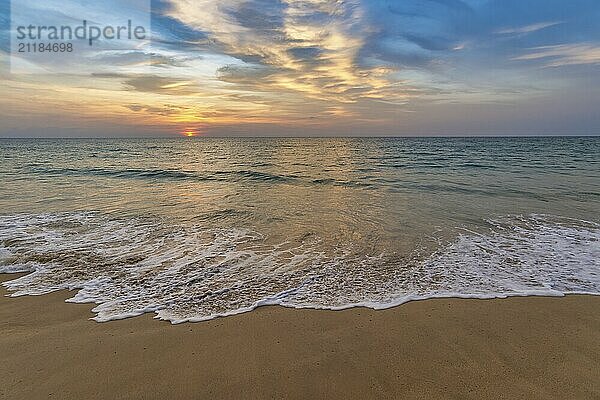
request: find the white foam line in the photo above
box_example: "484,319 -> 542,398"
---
1,212 -> 599,324
83,289 -> 600,324
2,268 -> 599,323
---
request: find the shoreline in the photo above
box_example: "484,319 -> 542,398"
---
4,272 -> 599,324
1,273 -> 599,399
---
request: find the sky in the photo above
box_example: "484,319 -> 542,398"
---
0,0 -> 599,137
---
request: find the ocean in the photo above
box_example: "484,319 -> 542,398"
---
0,137 -> 598,323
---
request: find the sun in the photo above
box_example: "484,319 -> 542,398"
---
181,128 -> 199,137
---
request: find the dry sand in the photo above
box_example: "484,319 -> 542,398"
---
1,273 -> 599,400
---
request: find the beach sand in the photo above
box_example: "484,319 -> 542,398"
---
1,273 -> 599,400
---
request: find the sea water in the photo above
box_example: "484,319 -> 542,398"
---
0,137 -> 598,323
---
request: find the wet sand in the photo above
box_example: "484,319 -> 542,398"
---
1,273 -> 599,400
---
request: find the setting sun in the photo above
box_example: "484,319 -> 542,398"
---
182,128 -> 199,137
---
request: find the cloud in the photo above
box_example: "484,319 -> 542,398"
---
88,51 -> 184,67
164,0 -> 403,103
514,43 -> 600,67
124,75 -> 197,94
92,73 -> 199,95
216,64 -> 280,84
495,22 -> 562,35
125,103 -> 189,116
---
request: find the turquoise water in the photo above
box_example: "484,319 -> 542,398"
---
0,137 -> 599,322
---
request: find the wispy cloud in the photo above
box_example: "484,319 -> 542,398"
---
495,22 -> 562,35
165,0 -> 403,104
514,43 -> 600,67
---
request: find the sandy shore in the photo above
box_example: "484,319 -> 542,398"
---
1,274 -> 599,400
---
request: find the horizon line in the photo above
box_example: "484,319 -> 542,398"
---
0,135 -> 599,139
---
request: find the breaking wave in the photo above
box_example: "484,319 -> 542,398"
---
1,213 -> 599,323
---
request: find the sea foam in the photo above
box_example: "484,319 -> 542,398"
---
1,213 -> 598,323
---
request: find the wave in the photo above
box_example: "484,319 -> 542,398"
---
1,213 -> 598,323
24,166 -> 299,184
20,165 -> 598,200
26,167 -> 207,180
23,166 -> 378,189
